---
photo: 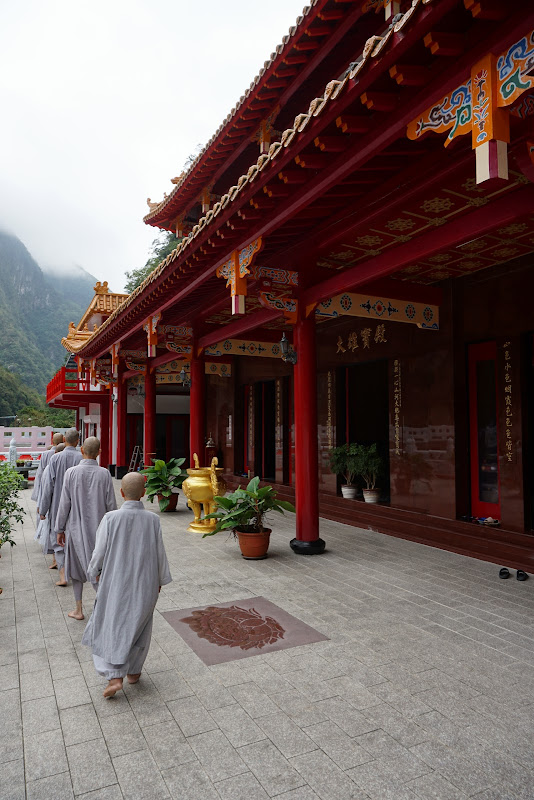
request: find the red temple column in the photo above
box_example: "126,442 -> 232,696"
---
190,349 -> 205,463
108,391 -> 114,469
116,365 -> 128,475
290,314 -> 325,555
100,397 -> 110,469
144,360 -> 156,466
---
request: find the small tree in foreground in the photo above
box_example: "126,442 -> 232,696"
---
0,464 -> 23,551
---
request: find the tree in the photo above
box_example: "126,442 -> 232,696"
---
124,232 -> 180,293
16,405 -> 75,427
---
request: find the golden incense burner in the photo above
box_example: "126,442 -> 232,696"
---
182,454 -> 227,533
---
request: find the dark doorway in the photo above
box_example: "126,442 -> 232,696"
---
155,414 -> 189,463
337,360 -> 390,500
253,380 -> 276,481
126,414 -> 143,466
468,342 -> 501,520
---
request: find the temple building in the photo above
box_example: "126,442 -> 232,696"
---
48,0 -> 534,567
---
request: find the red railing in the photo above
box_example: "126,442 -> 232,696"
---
46,367 -> 90,403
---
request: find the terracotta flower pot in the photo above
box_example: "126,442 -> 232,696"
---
235,528 -> 271,560
158,492 -> 179,512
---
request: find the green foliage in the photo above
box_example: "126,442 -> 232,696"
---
351,443 -> 384,490
328,443 -> 361,486
0,464 -> 23,549
140,457 -> 187,512
15,405 -> 75,427
203,476 -> 295,537
0,365 -> 42,417
124,233 -> 181,293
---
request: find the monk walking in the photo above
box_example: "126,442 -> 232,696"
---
39,428 -> 82,585
34,442 -> 66,557
55,437 -> 117,620
32,432 -> 64,510
82,472 -> 172,698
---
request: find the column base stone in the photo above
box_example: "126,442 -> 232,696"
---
290,538 -> 326,555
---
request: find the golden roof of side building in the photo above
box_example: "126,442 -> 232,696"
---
61,282 -> 128,353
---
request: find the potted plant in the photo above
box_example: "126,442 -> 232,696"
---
353,443 -> 384,503
328,443 -> 360,499
202,476 -> 295,560
140,457 -> 187,512
0,464 -> 23,594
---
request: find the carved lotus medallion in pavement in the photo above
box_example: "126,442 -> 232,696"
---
180,605 -> 285,651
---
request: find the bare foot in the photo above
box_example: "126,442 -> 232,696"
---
68,610 -> 84,620
127,673 -> 141,684
49,561 -> 58,569
103,678 -> 123,698
56,567 -> 67,587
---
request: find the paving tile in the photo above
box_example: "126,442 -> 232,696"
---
20,666 -> 54,701
316,697 -> 379,737
124,680 -> 173,727
407,772 -> 470,800
271,789 -> 320,800
303,721 -> 373,770
229,681 -> 280,718
67,738 -> 117,795
1,661 -> 20,691
99,710 -> 147,758
22,694 -> 60,735
271,690 -> 330,727
76,787 -> 124,800
167,695 -> 217,737
60,703 -> 102,746
410,741 -> 493,796
187,728 -> 248,782
214,770 -> 270,800
18,647 -> 49,674
54,674 -> 92,709
24,729 -> 68,782
290,749 -> 368,800
161,763 -> 220,800
210,704 -> 266,747
26,771 -> 74,800
0,720 -> 23,764
142,720 -> 196,770
238,739 -> 306,797
89,685 -> 131,718
149,668 -> 193,701
48,650 -> 84,680
113,750 -> 169,800
1,757 -> 25,800
0,687 -> 21,725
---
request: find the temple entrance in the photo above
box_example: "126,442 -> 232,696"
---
468,342 -> 501,519
126,413 -> 143,466
254,380 -> 276,481
337,361 -> 390,500
155,414 -> 189,463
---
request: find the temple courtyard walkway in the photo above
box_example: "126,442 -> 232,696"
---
2,484 -> 534,800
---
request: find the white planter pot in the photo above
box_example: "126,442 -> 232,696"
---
341,485 -> 357,499
363,489 -> 380,504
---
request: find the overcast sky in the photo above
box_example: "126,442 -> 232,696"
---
0,0 -> 308,292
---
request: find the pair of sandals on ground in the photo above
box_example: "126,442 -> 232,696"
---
499,567 -> 529,581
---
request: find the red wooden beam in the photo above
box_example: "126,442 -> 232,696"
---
150,350 -> 187,369
301,184 -> 534,307
198,309 -> 281,350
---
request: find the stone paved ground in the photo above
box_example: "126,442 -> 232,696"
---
2,484 -> 534,800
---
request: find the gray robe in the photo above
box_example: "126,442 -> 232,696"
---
82,501 -> 172,664
55,460 -> 117,583
31,448 -> 54,504
34,464 -> 51,542
39,446 -> 82,554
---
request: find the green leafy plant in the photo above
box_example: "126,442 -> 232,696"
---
352,443 -> 384,490
140,457 -> 187,511
203,476 -> 295,537
328,443 -> 360,486
0,464 -> 23,550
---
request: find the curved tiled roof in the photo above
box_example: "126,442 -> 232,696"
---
143,0 -> 377,227
80,0 -> 435,356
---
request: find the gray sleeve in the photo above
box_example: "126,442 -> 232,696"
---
156,522 -> 172,586
39,464 -> 54,517
86,515 -> 110,583
54,472 -> 72,534
106,474 -> 118,512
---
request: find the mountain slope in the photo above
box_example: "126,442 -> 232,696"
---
0,230 -> 97,393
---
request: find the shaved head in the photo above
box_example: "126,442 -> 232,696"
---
52,432 -> 64,445
121,471 -> 146,500
65,428 -> 79,446
82,436 -> 100,459
55,443 -> 66,453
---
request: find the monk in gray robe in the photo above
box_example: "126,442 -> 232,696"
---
56,437 -> 117,621
39,429 -> 82,585
34,442 -> 66,551
32,432 -> 64,507
82,472 -> 172,698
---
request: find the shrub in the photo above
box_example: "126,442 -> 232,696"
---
0,464 -> 23,549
